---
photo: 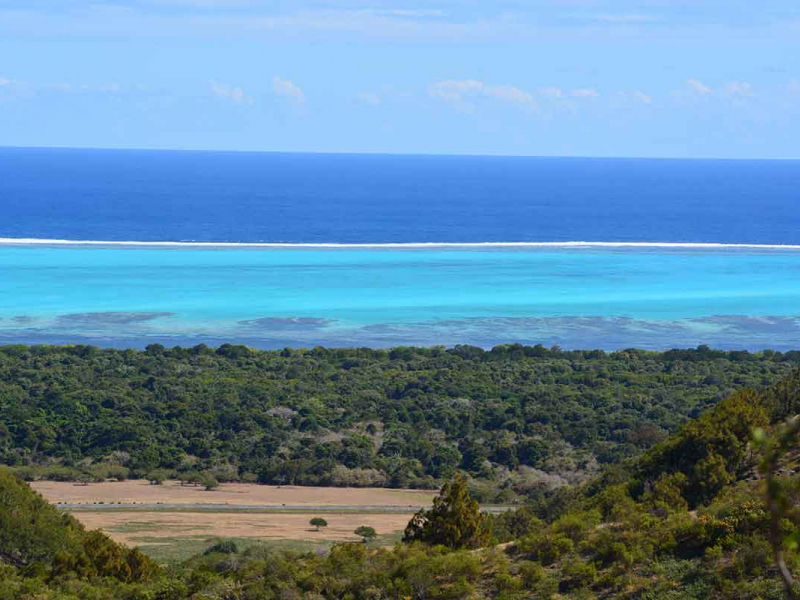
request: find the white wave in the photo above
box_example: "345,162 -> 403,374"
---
1,237 -> 799,250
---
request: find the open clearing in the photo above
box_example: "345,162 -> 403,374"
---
33,480 -> 435,562
71,510 -> 413,547
33,479 -> 437,507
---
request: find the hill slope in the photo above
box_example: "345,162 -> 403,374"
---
4,366 -> 800,599
1,344 -> 796,499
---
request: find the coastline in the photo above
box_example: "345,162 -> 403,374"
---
2,237 -> 800,250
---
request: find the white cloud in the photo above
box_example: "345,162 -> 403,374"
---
483,84 -> 535,106
148,0 -> 261,6
209,80 -> 253,105
592,14 -> 658,23
538,87 -> 563,98
617,90 -> 652,104
429,79 -> 536,111
370,9 -> 445,18
723,81 -> 753,97
687,78 -> 712,95
571,88 -> 599,98
429,79 -> 483,102
82,83 -> 122,93
272,76 -> 306,104
0,77 -> 12,86
355,91 -> 382,106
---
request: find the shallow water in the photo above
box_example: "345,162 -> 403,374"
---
2,245 -> 799,350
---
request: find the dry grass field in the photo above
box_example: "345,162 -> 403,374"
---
33,479 -> 436,507
33,480 -> 436,562
72,510 -> 414,546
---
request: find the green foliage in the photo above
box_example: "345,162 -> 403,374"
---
310,517 -> 328,531
3,356 -> 800,599
639,388 -> 770,506
517,531 -> 574,565
0,467 -> 158,584
147,469 -> 169,485
403,475 -> 489,549
647,471 -> 689,514
203,540 -> 238,555
354,526 -> 377,542
201,473 -> 219,491
0,344 -> 794,494
0,467 -> 85,569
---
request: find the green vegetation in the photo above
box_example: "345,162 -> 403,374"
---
354,526 -> 377,543
404,475 -> 488,549
1,343 -> 797,502
3,346 -> 800,598
0,467 -> 158,590
202,539 -> 238,555
310,517 -> 328,531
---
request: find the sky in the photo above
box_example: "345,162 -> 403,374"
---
0,1 -> 798,158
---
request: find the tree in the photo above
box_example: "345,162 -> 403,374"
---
755,418 -> 800,599
147,469 -> 168,485
203,539 -> 238,555
403,475 -> 488,549
310,517 -> 328,532
354,526 -> 377,543
106,466 -> 129,482
201,473 -> 219,491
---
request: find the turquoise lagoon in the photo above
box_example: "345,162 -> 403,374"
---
1,244 -> 799,350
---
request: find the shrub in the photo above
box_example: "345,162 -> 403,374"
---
203,540 -> 239,555
354,526 -> 377,543
201,474 -> 219,491
403,475 -> 488,549
517,532 -> 574,566
559,556 -> 597,592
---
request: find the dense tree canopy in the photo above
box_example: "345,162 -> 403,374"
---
0,343 -> 796,498
3,357 -> 800,598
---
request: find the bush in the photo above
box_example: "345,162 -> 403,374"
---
203,540 -> 239,555
559,556 -> 597,592
517,532 -> 574,566
201,474 -> 219,491
354,526 -> 377,543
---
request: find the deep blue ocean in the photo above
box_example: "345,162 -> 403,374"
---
1,147 -> 799,350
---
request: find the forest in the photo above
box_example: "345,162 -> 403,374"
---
0,343 -> 798,502
1,360 -> 800,599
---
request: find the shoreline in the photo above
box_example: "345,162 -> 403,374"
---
2,237 -> 800,250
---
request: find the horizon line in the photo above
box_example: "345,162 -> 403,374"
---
2,144 -> 800,162
2,238 -> 800,250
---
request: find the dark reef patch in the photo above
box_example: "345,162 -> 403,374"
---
238,317 -> 336,331
1,314 -> 798,352
55,312 -> 174,326
692,315 -> 800,334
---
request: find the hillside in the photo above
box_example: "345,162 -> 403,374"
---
1,343 -> 797,501
2,368 -> 800,599
0,466 -> 157,596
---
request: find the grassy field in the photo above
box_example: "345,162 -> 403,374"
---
33,479 -> 436,507
35,481 -> 432,563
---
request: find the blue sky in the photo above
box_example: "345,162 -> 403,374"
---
0,1 -> 798,158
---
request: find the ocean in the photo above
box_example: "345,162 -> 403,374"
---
1,147 -> 799,350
